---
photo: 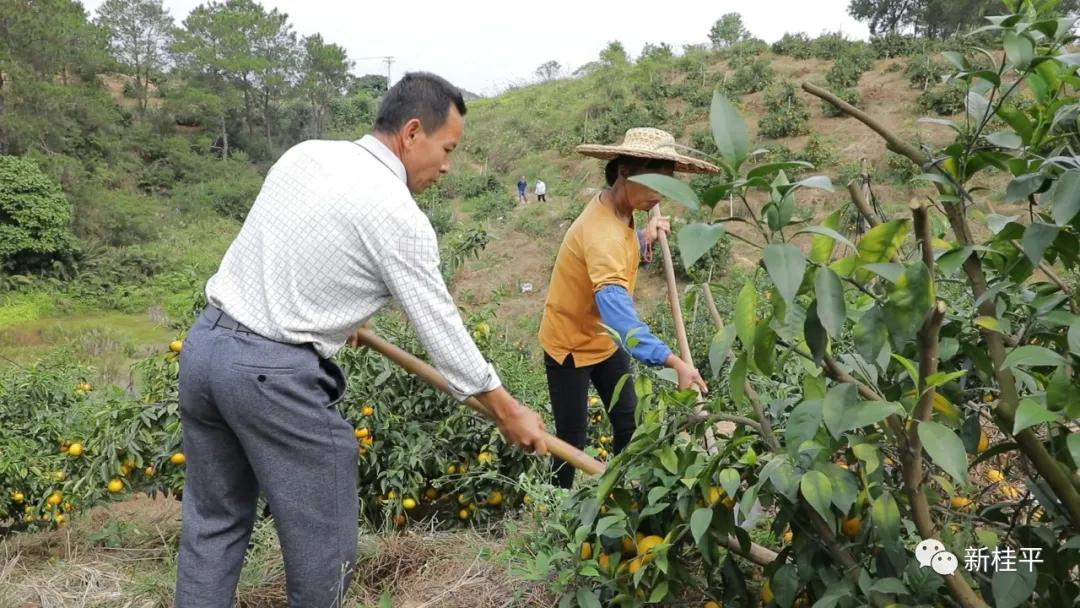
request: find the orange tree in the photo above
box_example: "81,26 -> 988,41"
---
518,3 -> 1080,606
0,302 -> 585,533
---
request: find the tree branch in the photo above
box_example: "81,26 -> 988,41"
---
847,180 -> 881,228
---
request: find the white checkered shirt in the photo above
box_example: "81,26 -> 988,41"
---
205,134 -> 501,401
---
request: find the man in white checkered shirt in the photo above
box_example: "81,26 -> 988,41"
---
175,72 -> 547,608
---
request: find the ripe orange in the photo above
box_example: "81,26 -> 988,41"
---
486,491 -> 503,507
783,530 -> 793,543
424,487 -> 439,500
67,443 -> 83,457
841,516 -> 862,539
986,469 -> 1005,483
387,490 -> 398,500
580,541 -> 593,560
950,496 -> 972,509
170,452 -> 186,465
458,508 -> 470,520
361,436 -> 374,446
977,431 -> 990,453
637,535 -> 664,563
707,486 -> 723,506
12,491 -> 24,503
361,404 -> 375,416
55,514 -> 66,525
354,427 -> 369,439
107,479 -> 124,493
47,492 -> 62,506
169,340 -> 184,353
402,497 -> 417,510
477,451 -> 494,464
705,602 -> 721,608
762,580 -> 775,603
446,464 -> 457,475
144,466 -> 156,477
627,557 -> 643,574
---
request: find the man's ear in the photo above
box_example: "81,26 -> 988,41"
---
402,118 -> 423,144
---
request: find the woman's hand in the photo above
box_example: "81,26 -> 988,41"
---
641,215 -> 671,263
666,354 -> 708,394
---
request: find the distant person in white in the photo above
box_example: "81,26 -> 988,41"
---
175,72 -> 547,608
535,178 -> 547,202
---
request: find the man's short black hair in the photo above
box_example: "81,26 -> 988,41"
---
373,72 -> 467,135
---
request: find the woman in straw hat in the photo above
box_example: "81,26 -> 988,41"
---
538,127 -> 718,488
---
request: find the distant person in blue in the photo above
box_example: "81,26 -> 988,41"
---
517,175 -> 528,204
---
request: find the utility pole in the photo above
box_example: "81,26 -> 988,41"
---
356,56 -> 396,87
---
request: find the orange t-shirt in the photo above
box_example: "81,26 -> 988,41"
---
538,195 -> 639,367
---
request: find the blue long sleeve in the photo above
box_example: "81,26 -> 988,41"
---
595,285 -> 673,367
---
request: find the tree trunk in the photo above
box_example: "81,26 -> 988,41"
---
221,114 -> 229,159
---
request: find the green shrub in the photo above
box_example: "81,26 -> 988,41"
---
0,155 -> 79,272
73,189 -> 163,247
811,32 -> 855,60
725,38 -> 769,66
801,134 -> 837,168
918,83 -> 967,115
870,33 -> 920,58
689,128 -> 720,158
758,82 -> 810,138
771,33 -> 813,59
822,86 -> 861,117
438,171 -> 502,199
730,59 -> 774,94
470,191 -> 517,220
888,153 -> 920,183
172,169 -> 264,221
906,53 -> 950,89
826,56 -> 865,90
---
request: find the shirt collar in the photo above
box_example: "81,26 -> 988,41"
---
356,134 -> 407,184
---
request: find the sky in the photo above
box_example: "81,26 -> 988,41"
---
80,0 -> 870,96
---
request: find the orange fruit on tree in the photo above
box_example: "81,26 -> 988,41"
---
597,551 -> 610,570
977,431 -> 989,453
783,530 -> 793,543
55,514 -> 66,525
621,535 -> 637,555
12,491 -> 24,503
361,436 -> 374,446
402,497 -> 417,510
841,516 -> 862,539
67,443 -> 83,457
170,452 -> 186,465
627,557 -> 643,574
446,464 -> 457,475
355,427 -> 369,439
458,508 -> 470,520
762,580 -> 775,603
424,487 -> 439,500
144,466 -> 155,477
637,535 -> 664,563
47,492 -> 62,506
705,602 -> 721,608
361,404 -> 374,416
107,479 -> 124,493
950,496 -> 972,510
170,340 -> 184,353
477,451 -> 494,464
487,491 -> 503,507
580,541 -> 593,560
707,486 -> 723,506
986,469 -> 1005,483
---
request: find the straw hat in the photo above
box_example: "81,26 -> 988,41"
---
576,127 -> 719,174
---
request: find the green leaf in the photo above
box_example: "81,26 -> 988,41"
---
1069,317 -> 1080,355
815,268 -> 846,339
986,130 -> 1023,149
753,324 -> 778,375
821,463 -> 859,514
764,243 -> 806,308
690,508 -> 713,546
730,353 -> 748,406
917,421 -> 969,484
677,222 -> 726,269
709,325 -> 737,379
1067,434 -> 1080,468
864,262 -> 906,283
710,90 -> 749,170
718,468 -> 740,498
992,568 -> 1038,608
734,281 -> 757,348
792,175 -> 835,192
853,443 -> 881,475
810,210 -> 844,264
748,161 -> 813,179
629,174 -> 699,210
871,492 -> 901,542
659,446 -> 679,474
785,399 -> 822,452
857,219 -> 911,265
884,263 -> 934,347
823,383 -> 858,439
1002,345 -> 1067,369
1021,222 -> 1060,266
1052,170 -> 1080,225
925,371 -> 966,392
1013,398 -> 1061,434
870,577 -> 909,595
648,581 -> 669,603
854,305 -> 888,362
577,588 -> 602,608
797,225 -> 856,253
804,302 -> 828,365
800,471 -> 834,523
1005,32 -> 1035,69
936,246 -> 973,276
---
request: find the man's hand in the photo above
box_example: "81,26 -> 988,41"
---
347,319 -> 374,348
666,354 -> 708,394
477,388 -> 548,455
